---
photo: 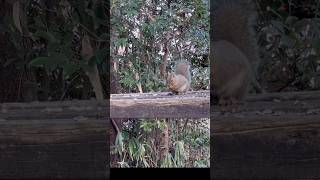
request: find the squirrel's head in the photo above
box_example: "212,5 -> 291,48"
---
167,72 -> 177,88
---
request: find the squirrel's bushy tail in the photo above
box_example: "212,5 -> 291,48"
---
212,0 -> 261,72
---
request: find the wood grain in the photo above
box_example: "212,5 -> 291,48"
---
211,90 -> 320,179
0,100 -> 108,179
111,90 -> 210,118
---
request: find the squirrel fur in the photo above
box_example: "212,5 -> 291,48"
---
212,0 -> 263,105
167,60 -> 191,93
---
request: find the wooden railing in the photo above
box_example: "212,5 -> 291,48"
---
110,90 -> 210,118
212,90 -> 320,179
0,100 -> 108,178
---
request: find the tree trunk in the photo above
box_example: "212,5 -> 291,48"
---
158,119 -> 169,163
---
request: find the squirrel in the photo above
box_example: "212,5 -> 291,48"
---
212,0 -> 264,105
167,60 -> 191,94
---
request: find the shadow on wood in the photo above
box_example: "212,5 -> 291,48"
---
211,90 -> 320,179
111,90 -> 210,118
0,100 -> 108,179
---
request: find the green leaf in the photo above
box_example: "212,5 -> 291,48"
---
61,45 -> 74,59
161,153 -> 174,168
29,53 -> 68,71
128,139 -> 137,159
115,132 -> 124,152
99,33 -> 109,41
0,23 -> 8,33
194,160 -> 207,168
47,41 -> 60,53
114,38 -> 127,47
63,62 -> 80,78
95,2 -> 106,21
29,57 -> 51,67
94,48 -> 109,64
174,141 -> 186,167
34,30 -> 58,43
313,39 -> 320,51
138,143 -> 145,159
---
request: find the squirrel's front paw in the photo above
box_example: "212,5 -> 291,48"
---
168,91 -> 180,96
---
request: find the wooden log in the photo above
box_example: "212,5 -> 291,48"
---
0,100 -> 108,179
110,90 -> 210,118
212,90 -> 320,179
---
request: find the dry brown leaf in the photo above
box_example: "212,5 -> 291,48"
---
12,1 -> 23,34
81,34 -> 104,100
86,65 -> 104,101
81,35 -> 94,60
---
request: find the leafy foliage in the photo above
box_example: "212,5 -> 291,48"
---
257,0 -> 320,91
0,0 -> 108,101
111,119 -> 210,168
111,0 -> 209,93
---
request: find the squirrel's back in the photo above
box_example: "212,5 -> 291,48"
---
213,0 -> 260,71
213,40 -> 251,100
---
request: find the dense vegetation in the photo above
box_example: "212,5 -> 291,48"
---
257,0 -> 320,92
0,0 -> 108,102
110,0 -> 209,94
110,0 -> 209,168
1,0 -> 318,169
111,119 -> 210,168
